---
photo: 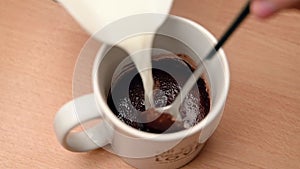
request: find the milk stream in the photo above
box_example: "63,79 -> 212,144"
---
58,0 -> 174,109
118,35 -> 155,108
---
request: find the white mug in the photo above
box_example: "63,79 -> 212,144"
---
54,15 -> 230,169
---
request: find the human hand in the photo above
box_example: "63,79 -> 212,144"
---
251,0 -> 300,18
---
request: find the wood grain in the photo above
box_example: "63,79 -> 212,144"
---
0,0 -> 299,168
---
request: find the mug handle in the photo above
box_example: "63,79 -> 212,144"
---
54,94 -> 111,152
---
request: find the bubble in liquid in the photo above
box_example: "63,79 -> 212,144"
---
153,89 -> 168,108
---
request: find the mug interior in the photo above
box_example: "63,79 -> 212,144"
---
93,15 -> 229,140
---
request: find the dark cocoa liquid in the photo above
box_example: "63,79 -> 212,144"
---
107,54 -> 210,133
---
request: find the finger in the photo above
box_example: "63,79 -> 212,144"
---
251,0 -> 277,18
251,0 -> 300,18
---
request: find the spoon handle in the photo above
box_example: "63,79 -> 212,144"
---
205,1 -> 250,60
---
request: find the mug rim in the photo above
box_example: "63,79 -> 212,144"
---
93,15 -> 230,141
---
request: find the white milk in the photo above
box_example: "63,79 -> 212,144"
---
58,0 -> 174,109
118,35 -> 155,108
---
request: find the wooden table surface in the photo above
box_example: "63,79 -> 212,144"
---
1,0 -> 299,168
